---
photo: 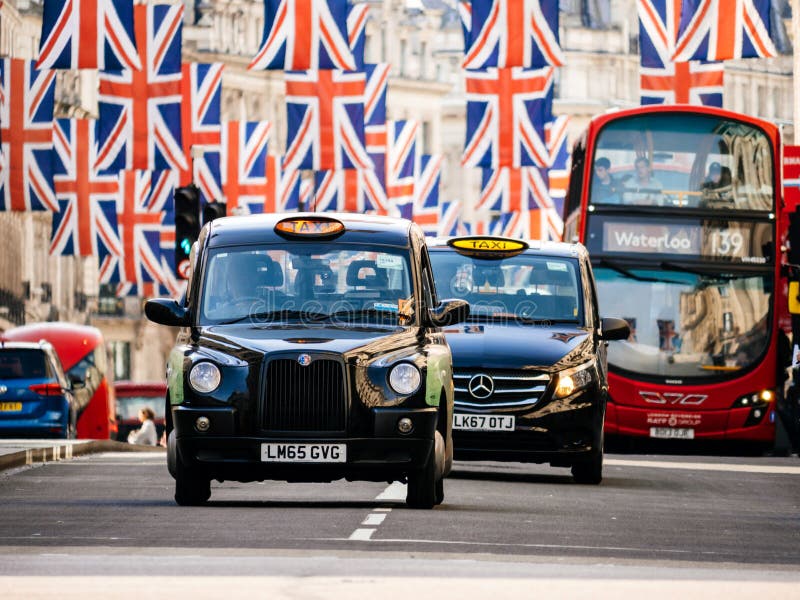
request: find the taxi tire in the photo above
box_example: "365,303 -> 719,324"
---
571,431 -> 603,485
407,431 -> 444,509
169,431 -> 211,506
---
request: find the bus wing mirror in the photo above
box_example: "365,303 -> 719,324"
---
600,317 -> 630,341
145,298 -> 190,327
429,299 -> 470,327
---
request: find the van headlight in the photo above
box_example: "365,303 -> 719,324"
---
388,363 -> 421,395
554,362 -> 595,398
189,362 -> 221,393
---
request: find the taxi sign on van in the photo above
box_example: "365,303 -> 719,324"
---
275,217 -> 345,237
448,236 -> 528,258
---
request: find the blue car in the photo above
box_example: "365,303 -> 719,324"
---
0,340 -> 78,439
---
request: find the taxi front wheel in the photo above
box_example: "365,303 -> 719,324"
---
169,430 -> 211,506
407,431 -> 445,509
571,431 -> 604,485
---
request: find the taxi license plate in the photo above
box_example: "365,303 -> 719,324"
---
260,443 -> 346,463
649,427 -> 694,440
0,402 -> 22,412
453,414 -> 515,431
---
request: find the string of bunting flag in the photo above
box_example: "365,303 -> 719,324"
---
0,0 -> 790,299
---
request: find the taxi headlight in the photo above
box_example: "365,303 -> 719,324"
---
388,363 -> 421,396
189,362 -> 221,394
554,362 -> 595,399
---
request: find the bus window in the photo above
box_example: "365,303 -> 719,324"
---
590,113 -> 774,211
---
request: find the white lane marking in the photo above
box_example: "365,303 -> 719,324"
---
374,507 -> 392,512
362,513 -> 387,526
348,528 -> 375,541
605,459 -> 800,475
374,481 -> 406,501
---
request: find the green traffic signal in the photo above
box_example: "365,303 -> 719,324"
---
180,238 -> 192,256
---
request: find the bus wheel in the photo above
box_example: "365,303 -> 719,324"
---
407,431 -> 444,509
571,431 -> 604,485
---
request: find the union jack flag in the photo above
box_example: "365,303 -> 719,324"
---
386,120 -> 418,203
348,2 -> 370,70
639,0 -> 724,106
546,115 -> 569,214
463,66 -> 553,169
180,63 -> 224,198
463,0 -> 564,70
284,69 -> 372,171
0,58 -> 57,212
438,199 -> 469,238
50,119 -> 122,258
299,177 -> 313,209
364,63 -> 389,127
99,169 -> 176,291
265,155 -> 301,213
673,0 -> 777,61
478,166 -> 561,241
97,2 -> 185,174
412,154 -> 443,235
249,0 -> 355,71
36,0 -> 140,70
459,1 -> 471,49
489,211 -> 527,239
312,169 -> 389,214
212,121 -> 271,215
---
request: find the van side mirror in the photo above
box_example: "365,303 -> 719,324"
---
145,298 -> 190,327
600,317 -> 630,341
429,299 -> 470,327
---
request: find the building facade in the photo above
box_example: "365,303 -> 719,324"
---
0,0 -> 794,385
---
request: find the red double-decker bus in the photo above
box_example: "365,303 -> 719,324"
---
563,105 -> 789,448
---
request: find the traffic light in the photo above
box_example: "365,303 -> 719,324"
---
174,184 -> 200,279
203,200 -> 227,225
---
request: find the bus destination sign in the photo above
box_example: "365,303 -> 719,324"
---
588,217 -> 772,264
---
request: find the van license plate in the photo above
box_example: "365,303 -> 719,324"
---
261,443 -> 346,463
0,402 -> 22,412
453,414 -> 515,431
649,427 -> 694,439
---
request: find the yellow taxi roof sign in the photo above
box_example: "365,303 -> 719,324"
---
448,236 -> 528,258
275,217 -> 345,237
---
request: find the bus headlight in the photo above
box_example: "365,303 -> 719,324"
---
189,362 -> 221,393
732,389 -> 774,408
388,363 -> 421,396
554,362 -> 595,399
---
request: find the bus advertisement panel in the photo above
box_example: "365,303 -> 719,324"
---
564,105 -> 789,447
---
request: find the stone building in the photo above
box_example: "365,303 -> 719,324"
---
0,0 -> 794,383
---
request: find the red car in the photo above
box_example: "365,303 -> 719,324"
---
114,381 -> 166,444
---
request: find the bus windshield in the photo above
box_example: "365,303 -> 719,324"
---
590,113 -> 773,211
594,267 -> 771,379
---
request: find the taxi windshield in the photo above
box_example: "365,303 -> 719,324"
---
429,250 -> 584,325
199,244 -> 415,326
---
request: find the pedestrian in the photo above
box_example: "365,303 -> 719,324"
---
128,407 -> 158,445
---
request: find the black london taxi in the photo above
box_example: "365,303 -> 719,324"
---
427,236 -> 629,483
145,213 -> 468,508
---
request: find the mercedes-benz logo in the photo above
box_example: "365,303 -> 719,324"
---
0,385 -> 6,395
468,374 -> 494,399
297,354 -> 312,367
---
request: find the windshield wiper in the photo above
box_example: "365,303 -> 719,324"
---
218,309 -> 328,325
598,259 -> 684,285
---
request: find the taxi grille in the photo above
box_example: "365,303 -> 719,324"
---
262,358 -> 347,432
453,370 -> 549,410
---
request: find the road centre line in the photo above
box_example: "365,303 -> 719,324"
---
605,459 -> 800,475
348,482 -> 402,541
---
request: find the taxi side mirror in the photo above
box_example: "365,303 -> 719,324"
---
600,317 -> 630,341
145,298 -> 190,327
429,299 -> 470,327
